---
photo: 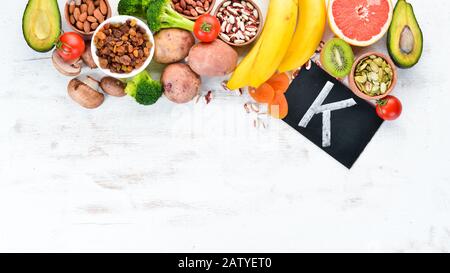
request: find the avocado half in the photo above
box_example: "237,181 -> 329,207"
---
387,0 -> 423,68
22,0 -> 61,52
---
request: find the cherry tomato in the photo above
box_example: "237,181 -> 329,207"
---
193,14 -> 220,43
57,32 -> 85,62
376,95 -> 403,121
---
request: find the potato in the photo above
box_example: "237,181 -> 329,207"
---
162,63 -> 201,104
154,29 -> 195,64
188,39 -> 238,77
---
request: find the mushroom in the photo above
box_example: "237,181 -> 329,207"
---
100,77 -> 126,97
52,50 -> 82,76
81,42 -> 97,69
67,78 -> 104,109
85,75 -> 100,90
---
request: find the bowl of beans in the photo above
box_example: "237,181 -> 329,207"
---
214,0 -> 263,47
91,16 -> 155,79
65,0 -> 112,38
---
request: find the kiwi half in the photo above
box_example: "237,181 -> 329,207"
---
320,38 -> 354,78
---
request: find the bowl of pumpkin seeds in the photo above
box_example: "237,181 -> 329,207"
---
349,52 -> 397,101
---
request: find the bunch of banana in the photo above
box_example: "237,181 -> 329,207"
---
227,0 -> 327,90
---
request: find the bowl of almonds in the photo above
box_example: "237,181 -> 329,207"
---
65,0 -> 112,38
214,0 -> 263,47
172,0 -> 216,20
349,52 -> 398,101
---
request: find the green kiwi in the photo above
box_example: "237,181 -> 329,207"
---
320,38 -> 354,78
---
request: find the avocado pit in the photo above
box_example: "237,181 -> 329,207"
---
400,26 -> 414,54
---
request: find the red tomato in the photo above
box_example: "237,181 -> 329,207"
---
193,14 -> 220,43
57,32 -> 85,62
376,95 -> 403,121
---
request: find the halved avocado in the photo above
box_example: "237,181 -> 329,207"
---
22,0 -> 61,52
387,0 -> 423,68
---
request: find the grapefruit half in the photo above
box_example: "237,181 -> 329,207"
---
328,0 -> 393,47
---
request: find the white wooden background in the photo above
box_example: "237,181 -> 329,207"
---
1,0 -> 449,252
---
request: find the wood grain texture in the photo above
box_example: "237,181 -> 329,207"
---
0,0 -> 449,252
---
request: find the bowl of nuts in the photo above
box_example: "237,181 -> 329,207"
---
349,52 -> 398,101
91,16 -> 155,79
172,0 -> 216,20
214,0 -> 262,47
65,0 -> 112,38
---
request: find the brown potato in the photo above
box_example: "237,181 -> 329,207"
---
162,63 -> 201,104
188,39 -> 238,77
154,29 -> 195,64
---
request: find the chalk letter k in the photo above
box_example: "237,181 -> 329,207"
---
298,81 -> 357,147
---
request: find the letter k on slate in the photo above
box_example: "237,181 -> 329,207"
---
298,81 -> 357,147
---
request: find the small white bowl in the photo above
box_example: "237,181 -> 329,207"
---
91,15 -> 155,79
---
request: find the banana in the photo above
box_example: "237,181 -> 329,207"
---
278,0 -> 327,73
249,0 -> 298,87
227,37 -> 262,90
227,0 -> 298,90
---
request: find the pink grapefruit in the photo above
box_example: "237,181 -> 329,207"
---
328,0 -> 393,47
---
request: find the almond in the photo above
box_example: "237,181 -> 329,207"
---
88,1 -> 95,15
78,12 -> 88,22
93,8 -> 104,23
87,16 -> 97,23
100,0 -> 108,15
83,21 -> 91,33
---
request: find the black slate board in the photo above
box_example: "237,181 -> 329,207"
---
283,62 -> 383,169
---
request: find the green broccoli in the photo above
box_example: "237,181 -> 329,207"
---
125,70 -> 163,105
118,0 -> 150,18
146,0 -> 194,32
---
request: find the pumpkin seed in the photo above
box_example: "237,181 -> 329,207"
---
370,62 -> 379,72
358,62 -> 368,71
378,68 -> 384,81
354,55 -> 394,97
380,82 -> 387,93
368,72 -> 379,82
355,74 -> 367,83
374,57 -> 383,66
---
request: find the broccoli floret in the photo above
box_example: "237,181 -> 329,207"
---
125,70 -> 163,105
118,0 -> 150,18
146,0 -> 194,32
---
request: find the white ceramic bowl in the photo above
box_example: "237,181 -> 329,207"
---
91,15 -> 155,79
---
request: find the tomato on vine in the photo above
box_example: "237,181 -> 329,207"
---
193,14 -> 221,43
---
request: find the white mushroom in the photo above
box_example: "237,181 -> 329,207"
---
52,50 -> 82,76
